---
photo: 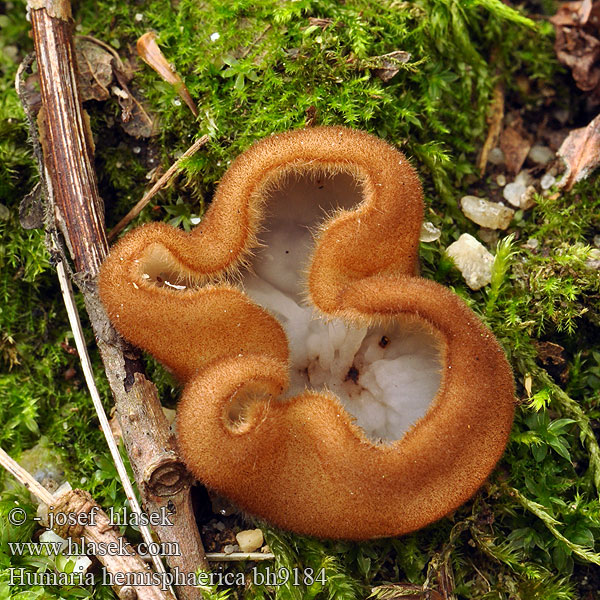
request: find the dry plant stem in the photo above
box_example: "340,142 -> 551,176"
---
0,449 -> 174,600
0,446 -> 54,505
51,489 -> 177,600
205,552 -> 275,562
478,82 -> 504,175
27,1 -> 207,596
56,258 -> 173,594
108,134 -> 209,242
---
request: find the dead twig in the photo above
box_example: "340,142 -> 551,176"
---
478,82 -> 504,175
0,447 -> 175,600
56,256 -> 173,594
108,134 -> 210,242
24,1 -> 208,597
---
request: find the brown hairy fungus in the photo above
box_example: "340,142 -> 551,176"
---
99,127 -> 515,540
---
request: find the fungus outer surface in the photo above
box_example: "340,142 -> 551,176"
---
98,126 -> 515,540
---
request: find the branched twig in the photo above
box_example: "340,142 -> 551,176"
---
56,257 -> 173,593
108,134 -> 209,242
0,447 -> 175,600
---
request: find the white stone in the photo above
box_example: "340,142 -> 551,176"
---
460,196 -> 514,230
503,181 -> 526,207
587,248 -> 600,269
524,238 -> 539,250
528,145 -> 554,165
521,185 -> 537,210
419,221 -> 441,242
236,529 -> 264,553
446,233 -> 494,290
541,173 -> 556,190
488,147 -> 505,165
515,170 -> 533,186
503,171 -> 536,208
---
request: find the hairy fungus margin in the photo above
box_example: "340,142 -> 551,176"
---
99,127 -> 515,539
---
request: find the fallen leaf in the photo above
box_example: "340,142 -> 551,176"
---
499,125 -> 531,174
534,341 -> 566,367
75,39 -> 113,101
307,17 -> 334,29
550,0 -> 592,26
551,0 -> 600,100
371,50 -> 412,82
113,65 -> 157,138
533,341 -> 569,383
557,111 -> 600,189
137,31 -> 198,117
72,36 -> 157,138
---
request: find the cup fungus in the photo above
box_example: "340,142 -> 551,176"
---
99,126 -> 515,540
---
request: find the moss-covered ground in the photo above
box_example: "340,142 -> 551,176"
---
1,0 -> 600,598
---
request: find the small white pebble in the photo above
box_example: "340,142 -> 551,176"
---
528,145 -> 554,165
524,238 -> 539,250
540,173 -> 556,190
210,32 -> 220,42
488,147 -> 505,165
446,233 -> 494,290
419,221 -> 441,242
236,529 -> 264,553
503,182 -> 526,208
134,13 -> 143,22
460,196 -> 514,230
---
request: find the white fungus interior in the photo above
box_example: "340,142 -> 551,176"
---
242,170 -> 443,443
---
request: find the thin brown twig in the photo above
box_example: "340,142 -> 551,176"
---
478,82 -> 504,175
108,134 -> 210,242
56,257 -> 173,595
